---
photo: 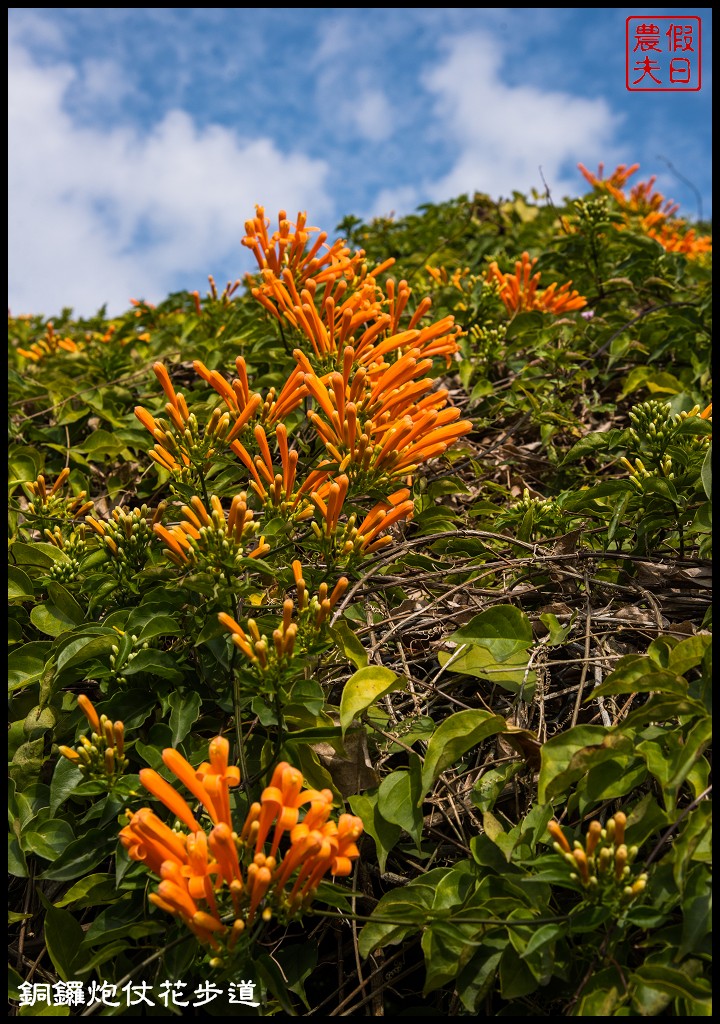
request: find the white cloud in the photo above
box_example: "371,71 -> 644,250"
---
350,88 -> 395,143
421,33 -> 622,204
312,17 -> 396,143
8,41 -> 331,317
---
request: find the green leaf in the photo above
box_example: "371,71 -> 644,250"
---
8,835 -> 28,877
49,757 -> 84,815
8,641 -> 52,692
420,709 -> 507,800
665,717 -> 712,801
593,653 -> 688,697
38,829 -> 112,881
358,884 -> 436,958
471,761 -> 523,813
255,953 -> 300,1016
21,819 -> 75,861
499,945 -> 538,999
76,429 -> 132,458
44,906 -> 84,981
575,966 -> 626,1016
30,601 -> 82,638
620,367 -> 684,398
560,429 -> 625,466
700,442 -> 711,498
668,634 -> 712,677
47,582 -> 85,622
679,890 -> 712,959
537,725 -> 609,804
339,666 -> 405,737
8,565 -> 34,601
377,758 -> 424,847
168,690 -> 202,746
54,873 -> 119,910
437,644 -> 536,696
538,612 -> 573,647
330,620 -> 368,669
348,791 -> 402,874
456,944 -> 504,1013
122,648 -> 185,682
56,633 -> 117,673
10,541 -> 71,569
630,962 -> 711,1012
449,605 -> 533,660
272,942 -> 318,1010
135,614 -> 183,642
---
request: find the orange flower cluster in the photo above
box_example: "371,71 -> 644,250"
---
548,812 -> 647,900
230,422 -> 315,520
578,162 -> 679,218
120,739 -> 362,953
86,502 -> 166,562
25,468 -> 93,525
243,206 -> 372,291
193,356 -> 307,431
17,321 -> 80,362
135,363 -> 249,477
641,214 -> 712,258
243,207 -> 460,369
153,493 -> 269,568
308,475 -> 416,556
135,207 -> 473,564
58,695 -> 127,782
293,343 -> 472,484
486,252 -> 587,316
578,162 -> 711,258
218,561 -> 349,667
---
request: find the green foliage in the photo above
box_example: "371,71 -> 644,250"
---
8,166 -> 711,1015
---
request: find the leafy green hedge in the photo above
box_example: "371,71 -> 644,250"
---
9,164 -> 711,1016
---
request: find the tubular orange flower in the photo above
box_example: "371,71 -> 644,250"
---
246,864 -> 273,926
119,807 -> 189,875
613,812 -> 627,847
152,362 -> 180,411
162,748 -> 222,826
578,161 -> 640,203
643,218 -> 712,257
255,763 -> 334,857
585,820 -> 603,857
208,822 -> 243,887
195,736 -> 241,829
77,693 -> 101,733
139,768 -> 203,833
547,820 -> 572,853
487,252 -> 586,316
183,830 -> 221,915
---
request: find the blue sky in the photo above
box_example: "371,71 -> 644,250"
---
8,8 -> 712,318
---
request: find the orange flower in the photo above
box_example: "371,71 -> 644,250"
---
195,736 -> 241,830
119,807 -> 189,875
161,747 -> 224,826
487,252 -> 586,316
139,768 -> 204,833
547,819 -> 572,854
578,161 -> 640,204
77,693 -> 101,733
154,493 -> 266,567
16,321 -> 81,362
255,763 -> 333,857
120,736 -> 364,946
354,490 -> 415,553
643,217 -> 711,257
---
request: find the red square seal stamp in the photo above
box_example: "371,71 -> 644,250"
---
626,16 -> 702,91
